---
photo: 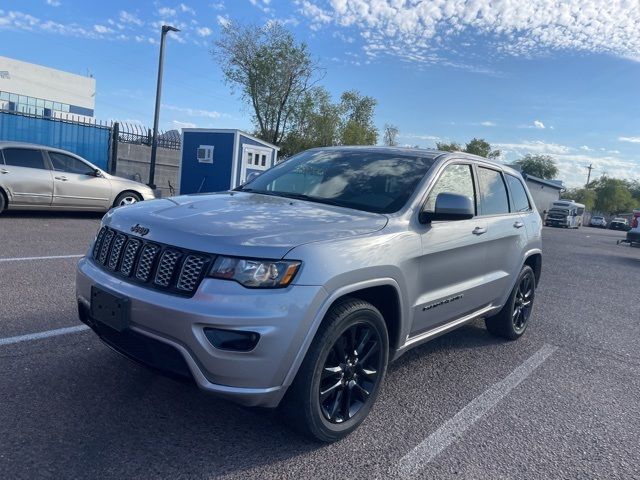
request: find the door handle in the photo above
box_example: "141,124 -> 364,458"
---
514,221 -> 525,229
472,226 -> 487,235
55,176 -> 68,181
0,169 -> 8,174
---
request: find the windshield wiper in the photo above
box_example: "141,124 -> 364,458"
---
265,191 -> 346,207
236,188 -> 351,209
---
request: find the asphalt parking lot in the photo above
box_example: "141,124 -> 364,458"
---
1,212 -> 639,479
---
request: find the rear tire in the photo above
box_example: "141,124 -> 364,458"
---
113,191 -> 142,208
280,298 -> 389,442
485,265 -> 536,340
0,190 -> 5,214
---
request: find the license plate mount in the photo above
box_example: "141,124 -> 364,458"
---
90,286 -> 130,332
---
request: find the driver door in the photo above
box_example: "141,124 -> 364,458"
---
47,151 -> 111,209
411,162 -> 489,336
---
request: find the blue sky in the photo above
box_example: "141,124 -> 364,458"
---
1,0 -> 639,187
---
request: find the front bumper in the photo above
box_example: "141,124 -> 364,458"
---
76,257 -> 326,407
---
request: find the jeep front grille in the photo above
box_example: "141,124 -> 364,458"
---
91,226 -> 213,297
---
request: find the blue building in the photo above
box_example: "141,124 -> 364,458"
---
179,129 -> 279,195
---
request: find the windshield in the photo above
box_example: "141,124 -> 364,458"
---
238,149 -> 436,214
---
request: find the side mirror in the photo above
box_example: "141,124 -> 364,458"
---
420,192 -> 474,223
87,169 -> 102,177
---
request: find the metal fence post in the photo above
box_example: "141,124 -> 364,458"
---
109,122 -> 119,175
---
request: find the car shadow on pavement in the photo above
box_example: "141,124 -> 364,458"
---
0,210 -> 104,220
2,321 -> 508,479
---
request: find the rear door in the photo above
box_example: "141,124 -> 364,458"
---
0,147 -> 53,206
47,151 -> 111,209
476,166 -> 527,306
412,162 -> 489,335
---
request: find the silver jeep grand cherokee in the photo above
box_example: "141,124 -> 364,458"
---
76,147 -> 542,442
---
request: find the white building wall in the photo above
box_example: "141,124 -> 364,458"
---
0,56 -> 96,117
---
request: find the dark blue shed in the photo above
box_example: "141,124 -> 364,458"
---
179,128 -> 279,195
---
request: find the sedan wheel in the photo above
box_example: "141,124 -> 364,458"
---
113,192 -> 142,208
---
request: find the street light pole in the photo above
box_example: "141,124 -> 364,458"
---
149,24 -> 179,191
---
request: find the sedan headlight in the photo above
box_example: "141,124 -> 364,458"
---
208,256 -> 301,288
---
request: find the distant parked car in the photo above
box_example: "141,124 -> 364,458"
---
0,142 -> 155,214
609,218 -> 630,231
589,215 -> 607,228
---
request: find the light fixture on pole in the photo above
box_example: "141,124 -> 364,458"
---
148,24 -> 180,191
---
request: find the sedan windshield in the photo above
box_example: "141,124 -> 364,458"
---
237,149 -> 436,214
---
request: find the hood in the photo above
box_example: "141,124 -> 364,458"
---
103,191 -> 388,258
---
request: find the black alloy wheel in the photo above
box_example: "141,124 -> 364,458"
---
281,298 -> 389,442
512,271 -> 535,334
319,322 -> 383,424
485,265 -> 536,340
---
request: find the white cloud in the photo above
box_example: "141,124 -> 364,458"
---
119,11 -> 143,27
495,140 -> 571,155
180,3 -> 195,14
533,120 -> 545,129
93,24 -> 113,34
249,0 -> 272,13
619,136 -> 640,143
172,120 -> 197,130
580,145 -> 593,151
196,26 -> 212,37
163,104 -> 222,119
46,0 -> 61,7
158,7 -> 176,17
480,121 -> 496,127
399,133 -> 442,142
608,150 -> 621,154
298,1 -> 640,67
217,14 -> 231,27
210,2 -> 225,10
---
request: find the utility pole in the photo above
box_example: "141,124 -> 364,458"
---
149,24 -> 180,191
585,163 -> 594,187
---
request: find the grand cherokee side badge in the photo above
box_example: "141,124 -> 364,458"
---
130,224 -> 150,236
423,294 -> 463,311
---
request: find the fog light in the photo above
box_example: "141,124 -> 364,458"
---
204,328 -> 260,352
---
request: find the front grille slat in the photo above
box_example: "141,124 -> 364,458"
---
177,255 -> 207,292
136,244 -> 160,282
154,250 -> 182,287
98,229 -> 115,265
120,239 -> 141,277
91,227 -> 210,297
108,234 -> 126,270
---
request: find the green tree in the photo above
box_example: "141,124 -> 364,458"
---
592,177 -> 636,214
464,138 -> 501,159
514,154 -> 559,179
339,90 -> 378,145
562,187 -> 596,211
383,123 -> 399,146
435,141 -> 462,152
435,139 -> 499,158
279,87 -> 341,156
213,21 -> 320,146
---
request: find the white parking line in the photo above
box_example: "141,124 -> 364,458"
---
0,325 -> 90,346
0,254 -> 83,263
396,343 -> 558,478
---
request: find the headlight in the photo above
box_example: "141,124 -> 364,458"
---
208,256 -> 301,288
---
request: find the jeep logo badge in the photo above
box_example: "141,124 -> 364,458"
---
130,224 -> 150,236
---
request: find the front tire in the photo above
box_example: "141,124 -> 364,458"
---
485,265 -> 536,340
113,191 -> 142,208
0,190 -> 5,214
281,298 -> 389,442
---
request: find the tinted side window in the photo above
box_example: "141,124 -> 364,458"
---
506,174 -> 531,212
424,164 -> 475,213
478,167 -> 509,215
49,152 -> 94,174
3,148 -> 46,170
